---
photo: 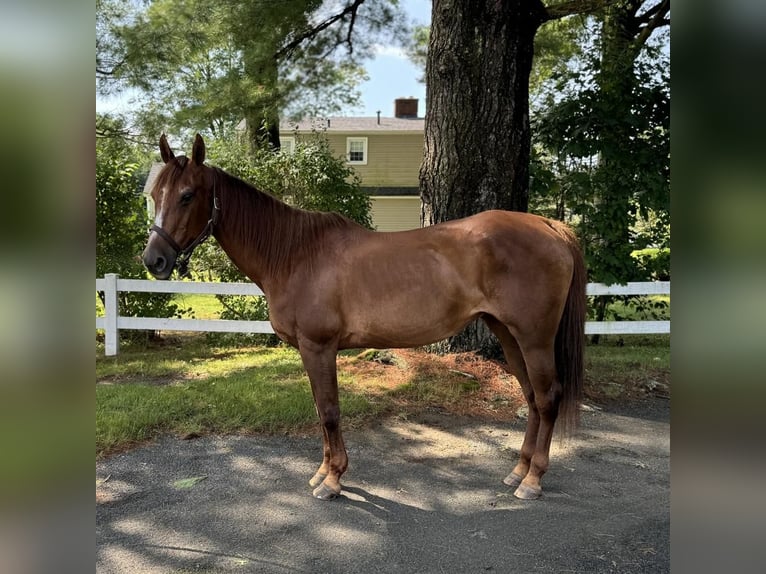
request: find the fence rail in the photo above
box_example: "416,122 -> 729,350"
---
96,274 -> 670,356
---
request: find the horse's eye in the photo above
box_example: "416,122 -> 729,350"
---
180,191 -> 194,205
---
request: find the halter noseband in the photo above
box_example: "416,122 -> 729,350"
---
150,186 -> 220,278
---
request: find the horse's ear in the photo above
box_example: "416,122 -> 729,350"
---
159,134 -> 174,164
191,133 -> 205,165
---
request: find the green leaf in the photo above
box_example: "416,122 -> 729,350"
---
171,476 -> 208,490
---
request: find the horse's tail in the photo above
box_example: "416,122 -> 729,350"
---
551,221 -> 587,437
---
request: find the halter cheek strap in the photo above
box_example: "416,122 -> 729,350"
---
150,190 -> 220,278
149,224 -> 182,254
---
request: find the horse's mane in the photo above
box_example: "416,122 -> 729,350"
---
211,166 -> 360,278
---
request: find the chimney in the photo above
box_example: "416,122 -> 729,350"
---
394,97 -> 418,119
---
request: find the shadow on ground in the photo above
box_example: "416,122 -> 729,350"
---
97,398 -> 669,573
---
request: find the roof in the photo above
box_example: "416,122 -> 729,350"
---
280,116 -> 424,133
142,163 -> 163,195
361,186 -> 419,196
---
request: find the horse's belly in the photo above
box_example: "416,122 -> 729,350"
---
338,292 -> 480,349
340,324 -> 471,350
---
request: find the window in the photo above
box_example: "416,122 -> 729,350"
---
280,136 -> 295,154
346,137 -> 368,165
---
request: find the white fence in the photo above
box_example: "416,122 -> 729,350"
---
96,274 -> 670,356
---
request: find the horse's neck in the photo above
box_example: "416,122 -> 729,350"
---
212,174 -> 313,290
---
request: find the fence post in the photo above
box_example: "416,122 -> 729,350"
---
104,273 -> 119,356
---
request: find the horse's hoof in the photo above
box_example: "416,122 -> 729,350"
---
312,482 -> 341,500
309,472 -> 327,488
503,472 -> 524,489
514,483 -> 542,500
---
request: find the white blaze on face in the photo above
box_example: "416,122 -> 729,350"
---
153,185 -> 167,228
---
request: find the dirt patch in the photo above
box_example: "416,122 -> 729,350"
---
585,366 -> 671,404
340,348 -> 670,420
338,349 -> 526,421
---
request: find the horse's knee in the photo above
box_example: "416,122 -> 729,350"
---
319,404 -> 340,432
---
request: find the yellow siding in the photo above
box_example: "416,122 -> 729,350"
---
323,133 -> 423,187
370,196 -> 422,231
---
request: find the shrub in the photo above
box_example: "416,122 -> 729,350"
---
96,125 -> 190,341
631,247 -> 670,281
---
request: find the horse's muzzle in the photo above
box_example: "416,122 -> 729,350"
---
142,239 -> 176,280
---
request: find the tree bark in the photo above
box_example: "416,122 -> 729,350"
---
419,0 -> 546,357
421,0 -> 546,223
244,55 -> 282,150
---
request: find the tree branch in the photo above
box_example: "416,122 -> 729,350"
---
96,128 -> 153,147
96,56 -> 127,78
274,0 -> 367,60
634,0 -> 670,47
636,0 -> 667,24
543,0 -> 618,21
345,1 -> 360,54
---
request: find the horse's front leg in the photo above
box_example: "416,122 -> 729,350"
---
298,339 -> 347,500
308,426 -> 331,489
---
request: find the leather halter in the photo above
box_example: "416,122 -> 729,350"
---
150,185 -> 220,278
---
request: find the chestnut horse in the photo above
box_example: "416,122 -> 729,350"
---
142,134 -> 586,500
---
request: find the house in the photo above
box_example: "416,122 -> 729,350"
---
280,98 -> 424,231
143,98 -> 425,231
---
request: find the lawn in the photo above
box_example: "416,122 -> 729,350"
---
96,333 -> 670,458
97,293 -> 224,319
174,293 -> 224,319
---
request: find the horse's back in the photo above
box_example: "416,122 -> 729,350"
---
342,209 -> 574,285
412,210 -> 576,273
312,210 -> 577,348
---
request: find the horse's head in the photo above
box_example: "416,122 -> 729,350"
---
142,133 -> 218,279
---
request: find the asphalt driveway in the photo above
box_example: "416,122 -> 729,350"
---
97,398 -> 669,573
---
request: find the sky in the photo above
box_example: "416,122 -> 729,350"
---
96,0 -> 432,120
355,0 -> 430,117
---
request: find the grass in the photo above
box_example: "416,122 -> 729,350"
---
174,293 -> 224,319
96,340 -> 383,457
97,293 -> 224,319
96,333 -> 670,459
96,287 -> 670,458
585,334 -> 670,400
587,335 -> 670,375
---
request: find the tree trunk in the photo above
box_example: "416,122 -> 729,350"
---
245,109 -> 281,150
420,0 -> 545,357
587,2 -> 642,284
244,55 -> 282,150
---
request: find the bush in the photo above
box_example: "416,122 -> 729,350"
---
203,131 -> 372,228
96,124 -> 190,341
587,295 -> 670,323
631,247 -> 670,281
253,135 -> 373,229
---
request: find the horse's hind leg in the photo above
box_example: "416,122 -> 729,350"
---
513,342 -> 562,499
298,339 -> 347,500
483,317 -> 540,494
